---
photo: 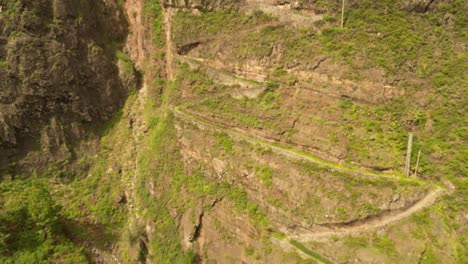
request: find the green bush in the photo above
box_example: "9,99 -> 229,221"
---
0,61 -> 7,69
255,165 -> 273,186
116,50 -> 135,72
0,179 -> 86,263
373,235 -> 397,255
215,132 -> 234,153
344,236 -> 369,248
144,0 -> 164,47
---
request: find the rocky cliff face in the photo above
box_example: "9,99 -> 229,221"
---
0,0 -> 136,175
0,0 -> 464,263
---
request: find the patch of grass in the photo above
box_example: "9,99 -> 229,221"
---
336,206 -> 349,220
143,0 -> 164,47
221,183 -> 270,229
289,240 -> 332,264
420,248 -> 440,264
173,10 -> 274,48
214,131 -> 234,153
135,111 -> 200,263
171,62 -> 235,104
372,235 -> 397,255
0,178 -> 87,263
361,202 -> 381,215
99,107 -> 124,137
255,165 -> 273,186
411,209 -> 432,226
259,91 -> 281,110
271,232 -> 286,240
314,1 -> 467,180
116,50 -> 135,72
0,61 -> 8,69
344,236 -> 369,248
244,246 -> 254,256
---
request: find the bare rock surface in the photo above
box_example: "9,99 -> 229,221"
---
0,0 -> 134,174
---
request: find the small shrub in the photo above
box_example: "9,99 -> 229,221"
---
244,246 -> 254,256
372,235 -> 397,255
255,165 -> 273,186
344,236 -> 368,248
116,51 -> 135,72
0,61 -> 7,69
143,0 -> 164,47
214,132 -> 234,153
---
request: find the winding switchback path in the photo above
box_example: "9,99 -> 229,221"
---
172,106 -> 445,226
172,105 -> 446,261
173,106 -> 421,182
289,186 -> 445,242
164,7 -> 445,261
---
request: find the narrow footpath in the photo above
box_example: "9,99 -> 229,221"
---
161,6 -> 445,262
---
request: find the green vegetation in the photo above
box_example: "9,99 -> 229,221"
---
174,62 -> 225,98
0,0 -> 22,25
0,178 -> 87,263
372,235 -> 397,255
319,1 -> 466,74
344,236 -> 369,248
143,0 -> 164,47
133,103 -> 271,261
0,60 -> 7,69
239,25 -> 281,58
214,131 -> 234,153
411,209 -> 432,226
175,104 -> 431,235
338,99 -> 409,168
255,165 -> 273,186
116,50 -> 135,72
179,104 -> 427,184
134,110 -> 199,263
420,248 -> 440,264
222,183 -> 270,229
174,2 -> 466,182
188,93 -> 278,130
2,0 -> 466,263
272,232 -> 286,240
244,246 -> 254,256
289,240 -> 332,264
316,1 -> 467,180
173,10 -> 274,47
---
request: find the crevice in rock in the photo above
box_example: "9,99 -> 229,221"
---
310,57 -> 327,71
417,244 -> 427,264
211,196 -> 224,208
138,232 -> 149,264
189,210 -> 204,242
177,41 -> 202,55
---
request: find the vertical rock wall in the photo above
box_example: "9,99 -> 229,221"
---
0,0 -> 133,176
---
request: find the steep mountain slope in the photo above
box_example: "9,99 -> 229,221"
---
0,0 -> 466,263
0,0 -> 137,176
